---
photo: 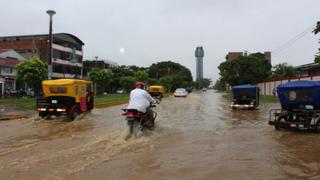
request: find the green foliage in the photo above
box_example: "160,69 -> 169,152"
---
315,54 -> 320,64
213,78 -> 227,91
159,76 -> 173,92
107,61 -> 193,93
218,53 -> 272,86
148,61 -> 193,92
272,63 -> 297,79
313,21 -> 320,35
89,68 -> 113,94
109,65 -> 148,92
119,76 -> 136,91
16,57 -> 48,95
198,78 -> 211,88
147,78 -> 159,86
149,61 -> 193,82
314,21 -> 320,63
133,70 -> 149,82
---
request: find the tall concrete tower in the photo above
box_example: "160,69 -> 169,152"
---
195,46 -> 204,81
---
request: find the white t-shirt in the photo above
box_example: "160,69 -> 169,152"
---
127,88 -> 156,113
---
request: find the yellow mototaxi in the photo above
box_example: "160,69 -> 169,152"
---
37,79 -> 94,120
147,85 -> 165,101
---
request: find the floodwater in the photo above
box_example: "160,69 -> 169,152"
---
0,91 -> 320,180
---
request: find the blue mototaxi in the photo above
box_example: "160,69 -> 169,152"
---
230,85 -> 260,110
269,80 -> 320,131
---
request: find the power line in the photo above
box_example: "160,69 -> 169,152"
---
272,24 -> 315,56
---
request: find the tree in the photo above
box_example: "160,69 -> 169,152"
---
16,57 -> 48,95
272,63 -> 297,79
133,70 -> 149,83
198,78 -> 212,88
213,78 -> 227,91
109,65 -> 147,92
159,76 -> 173,93
218,53 -> 272,86
314,21 -> 320,63
89,68 -> 113,94
149,61 -> 193,92
119,76 -> 136,91
149,61 -> 193,82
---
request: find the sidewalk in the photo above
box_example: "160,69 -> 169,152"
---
0,106 -> 32,121
0,114 -> 28,121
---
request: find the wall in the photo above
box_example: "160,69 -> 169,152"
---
258,75 -> 320,96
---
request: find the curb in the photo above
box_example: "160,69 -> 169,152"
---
0,115 -> 28,121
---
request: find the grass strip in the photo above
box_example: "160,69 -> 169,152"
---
222,92 -> 279,103
0,94 -> 129,111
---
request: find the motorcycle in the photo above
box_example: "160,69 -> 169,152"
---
122,104 -> 157,138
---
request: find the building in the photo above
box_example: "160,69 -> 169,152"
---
0,49 -> 24,61
295,63 -> 320,76
0,33 -> 84,79
226,51 -> 271,63
83,59 -> 118,78
195,46 -> 204,81
0,57 -> 20,95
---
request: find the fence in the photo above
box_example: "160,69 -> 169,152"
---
258,74 -> 320,96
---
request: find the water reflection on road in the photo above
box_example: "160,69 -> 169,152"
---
0,91 -> 319,179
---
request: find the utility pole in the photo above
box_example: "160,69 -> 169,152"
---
46,9 -> 56,80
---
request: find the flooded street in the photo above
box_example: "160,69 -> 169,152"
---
1,91 -> 320,180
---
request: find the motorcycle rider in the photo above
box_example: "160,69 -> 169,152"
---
127,82 -> 158,127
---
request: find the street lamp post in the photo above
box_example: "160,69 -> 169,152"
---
47,9 -> 56,80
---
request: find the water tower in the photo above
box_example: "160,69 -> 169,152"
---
195,46 -> 204,81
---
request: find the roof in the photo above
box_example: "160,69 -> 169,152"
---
0,49 -> 25,61
42,79 -> 92,86
0,49 -> 10,53
295,63 -> 320,70
232,85 -> 257,90
277,80 -> 320,89
0,57 -> 20,68
149,85 -> 164,88
148,85 -> 164,91
0,33 -> 84,46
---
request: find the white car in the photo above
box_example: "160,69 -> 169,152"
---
174,88 -> 188,97
116,89 -> 125,94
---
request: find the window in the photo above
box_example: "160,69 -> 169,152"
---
49,87 -> 67,93
284,90 -> 312,102
2,67 -> 13,74
75,85 -> 79,95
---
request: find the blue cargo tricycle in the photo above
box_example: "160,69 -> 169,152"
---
230,85 -> 260,110
269,81 -> 320,131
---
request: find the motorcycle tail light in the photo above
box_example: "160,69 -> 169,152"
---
127,112 -> 136,115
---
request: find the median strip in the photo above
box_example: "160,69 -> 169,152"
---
0,115 -> 28,121
95,99 -> 128,109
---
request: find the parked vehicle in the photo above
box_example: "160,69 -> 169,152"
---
121,103 -> 157,137
269,81 -> 320,131
147,85 -> 165,101
26,88 -> 35,97
230,85 -> 259,110
202,88 -> 207,92
37,79 -> 94,121
174,88 -> 188,97
116,89 -> 125,94
185,87 -> 193,93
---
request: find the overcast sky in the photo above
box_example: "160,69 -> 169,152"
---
1,0 -> 319,81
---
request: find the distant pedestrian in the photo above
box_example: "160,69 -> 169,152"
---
272,88 -> 276,96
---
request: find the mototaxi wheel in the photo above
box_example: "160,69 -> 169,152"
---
39,112 -> 47,119
67,106 -> 79,121
275,116 -> 287,131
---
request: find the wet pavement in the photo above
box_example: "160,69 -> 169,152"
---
0,91 -> 320,180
